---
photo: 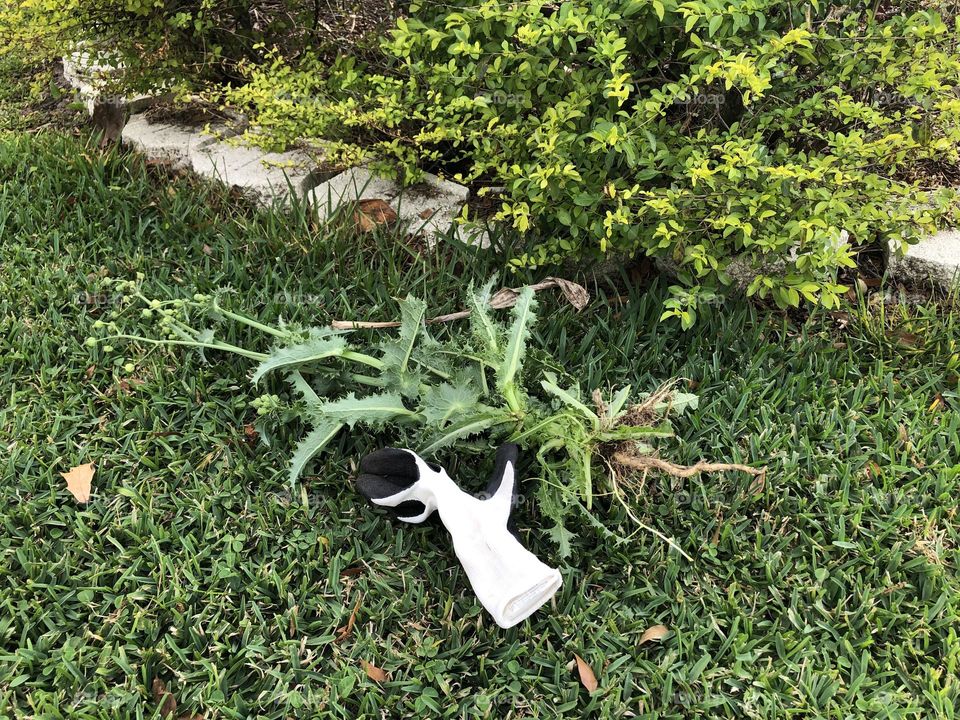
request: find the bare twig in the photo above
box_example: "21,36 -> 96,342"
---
329,277 -> 588,330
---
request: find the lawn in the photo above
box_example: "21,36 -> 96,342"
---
1,129 -> 959,719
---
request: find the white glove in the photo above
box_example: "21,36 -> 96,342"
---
357,444 -> 562,628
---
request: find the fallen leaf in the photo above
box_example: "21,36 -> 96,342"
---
544,276 -> 590,311
85,365 -> 96,379
490,278 -> 590,313
354,199 -> 397,233
335,595 -> 362,643
892,330 -> 918,347
151,678 -> 177,718
361,660 -> 388,683
639,624 -> 670,645
573,654 -> 598,693
61,463 -> 94,503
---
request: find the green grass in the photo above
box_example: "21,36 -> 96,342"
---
1,130 -> 959,719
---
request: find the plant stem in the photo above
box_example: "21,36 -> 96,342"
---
342,350 -> 385,370
105,334 -> 268,361
351,373 -> 383,387
216,307 -> 293,340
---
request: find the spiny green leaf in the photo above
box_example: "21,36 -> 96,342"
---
309,392 -> 416,429
541,372 -> 599,426
379,343 -> 424,398
549,522 -> 573,558
419,410 -> 510,455
467,278 -> 501,359
391,294 -> 427,374
287,419 -> 345,486
286,370 -> 320,404
253,335 -> 348,383
497,285 -> 537,391
421,382 -> 482,426
606,385 -> 632,421
378,295 -> 429,398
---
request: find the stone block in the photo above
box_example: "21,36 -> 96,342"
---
121,115 -> 223,169
888,231 -> 960,288
190,141 -> 321,205
308,167 -> 475,244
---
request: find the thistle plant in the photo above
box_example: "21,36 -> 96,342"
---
93,278 -> 709,556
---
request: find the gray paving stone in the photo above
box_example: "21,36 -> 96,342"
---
888,230 -> 960,288
308,167 -> 478,244
121,115 -> 224,169
190,141 -> 321,205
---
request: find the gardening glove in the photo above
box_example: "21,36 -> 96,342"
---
356,443 -> 562,629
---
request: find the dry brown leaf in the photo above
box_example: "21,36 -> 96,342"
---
354,199 -> 397,232
335,595 -> 362,643
544,276 -> 590,311
61,462 -> 94,504
151,678 -> 177,718
490,278 -> 590,312
361,660 -> 389,683
639,624 -> 669,645
573,654 -> 598,693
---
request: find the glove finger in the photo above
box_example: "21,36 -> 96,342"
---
395,503 -> 433,523
484,443 -> 519,514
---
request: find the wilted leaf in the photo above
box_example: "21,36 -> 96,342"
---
573,654 -> 598,693
544,276 -> 590,310
151,678 -> 177,718
354,199 -> 397,232
489,277 -> 589,313
336,596 -> 362,643
361,660 -> 388,683
639,624 -> 669,645
61,462 -> 94,503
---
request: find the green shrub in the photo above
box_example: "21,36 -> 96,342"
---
225,1 -> 960,324
0,0 -> 389,91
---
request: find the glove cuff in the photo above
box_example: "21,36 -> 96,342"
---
455,529 -> 562,629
